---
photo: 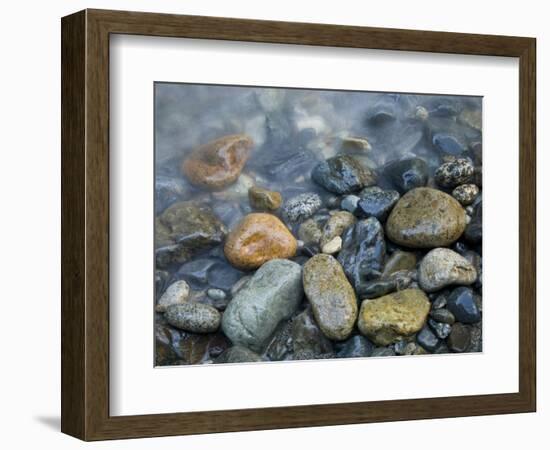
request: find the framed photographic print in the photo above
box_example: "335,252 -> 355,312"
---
61,9 -> 536,441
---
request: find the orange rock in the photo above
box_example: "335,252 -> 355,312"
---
224,213 -> 297,270
182,134 -> 253,190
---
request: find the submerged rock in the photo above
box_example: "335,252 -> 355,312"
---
386,188 -> 467,248
224,213 -> 297,270
357,288 -> 431,346
222,259 -> 303,352
338,217 -> 385,297
320,211 -> 356,246
303,254 -> 358,341
434,158 -> 474,188
418,248 -> 477,292
384,158 -> 428,194
155,176 -> 189,214
312,155 -> 377,194
182,134 -> 253,190
298,218 -> 323,246
156,280 -> 190,312
382,250 -> 417,278
281,192 -> 322,223
452,184 -> 479,206
248,186 -> 282,210
165,302 -> 221,333
356,186 -> 400,221
214,346 -> 263,364
155,201 -> 226,268
321,236 -> 342,255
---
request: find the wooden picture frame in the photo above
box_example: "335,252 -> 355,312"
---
61,9 -> 536,441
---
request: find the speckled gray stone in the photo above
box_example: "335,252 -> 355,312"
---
165,302 -> 221,333
222,259 -> 303,352
281,193 -> 322,223
435,158 -> 474,188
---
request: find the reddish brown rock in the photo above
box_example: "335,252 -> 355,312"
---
182,134 -> 253,190
224,213 -> 297,270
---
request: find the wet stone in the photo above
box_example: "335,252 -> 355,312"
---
384,158 -> 429,194
215,346 -> 263,364
371,347 -> 396,357
172,258 -> 217,288
417,325 -> 441,352
418,248 -> 477,292
321,236 -> 342,255
382,250 -> 417,278
291,309 -> 334,359
248,186 -> 282,210
428,318 -> 452,339
281,192 -> 322,223
430,308 -> 455,324
394,340 -> 418,356
431,293 -> 448,309
165,302 -> 221,333
156,280 -> 190,312
452,184 -> 479,206
312,155 -> 377,194
206,288 -> 227,302
446,287 -> 481,324
338,217 -> 386,297
336,335 -> 375,358
432,133 -> 467,157
447,323 -> 472,353
435,158 -> 474,188
206,262 -> 246,291
360,279 -> 398,299
320,211 -> 356,246
155,176 -> 189,214
340,194 -> 360,213
464,201 -> 482,244
298,219 -> 323,246
356,186 -> 400,221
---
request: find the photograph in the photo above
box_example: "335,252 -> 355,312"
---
154,83 -> 483,366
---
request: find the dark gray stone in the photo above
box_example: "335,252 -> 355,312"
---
214,346 -> 263,364
464,201 -> 482,244
447,323 -> 472,352
383,158 -> 428,194
447,287 -> 481,324
356,186 -> 400,221
417,326 -> 441,352
430,308 -> 456,324
360,278 -> 398,299
428,318 -> 452,339
336,335 -> 375,358
312,155 -> 377,194
371,347 -> 396,357
281,192 -> 322,223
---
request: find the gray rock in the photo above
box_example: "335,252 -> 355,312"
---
417,325 -> 441,352
207,288 -> 227,301
340,194 -> 361,213
214,346 -> 263,364
360,279 -> 398,299
338,217 -> 385,297
371,347 -> 396,357
384,158 -> 429,194
291,309 -> 334,359
303,254 -> 358,341
312,155 -> 377,194
418,248 -> 477,292
298,218 -> 322,245
156,280 -> 190,312
394,340 -> 418,356
452,184 -> 479,206
382,250 -> 417,278
336,335 -> 375,358
428,318 -> 452,339
431,293 -> 448,309
320,211 -> 356,246
356,186 -> 400,221
222,259 -> 303,352
281,192 -> 323,223
464,201 -> 482,244
447,323 -> 472,352
430,308 -> 455,324
165,302 -> 221,333
435,158 -> 474,188
446,287 -> 481,323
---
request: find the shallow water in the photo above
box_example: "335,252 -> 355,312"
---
154,83 -> 482,366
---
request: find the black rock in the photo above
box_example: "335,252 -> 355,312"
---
215,346 -> 263,364
338,217 -> 385,297
464,202 -> 482,244
383,158 -> 429,194
291,309 -> 333,359
371,347 -> 396,357
356,186 -> 400,221
207,262 -> 246,291
447,287 -> 481,324
447,323 -> 472,352
428,318 -> 452,339
430,308 -> 455,324
312,155 -> 377,194
155,176 -> 189,214
417,326 -> 441,352
360,279 -> 398,299
432,133 -> 467,156
336,335 -> 375,358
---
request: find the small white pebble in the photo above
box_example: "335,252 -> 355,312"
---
321,236 -> 342,255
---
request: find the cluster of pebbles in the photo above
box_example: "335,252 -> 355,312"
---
155,88 -> 482,365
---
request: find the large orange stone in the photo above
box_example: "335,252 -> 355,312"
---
182,134 -> 253,190
224,213 -> 297,270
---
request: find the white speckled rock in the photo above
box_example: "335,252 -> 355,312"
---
418,248 -> 477,292
156,280 -> 190,312
321,236 -> 342,254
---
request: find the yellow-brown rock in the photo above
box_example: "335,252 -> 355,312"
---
224,213 -> 297,270
182,134 -> 253,190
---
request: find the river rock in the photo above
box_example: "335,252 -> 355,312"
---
303,254 -> 358,341
155,175 -> 189,214
417,325 -> 441,352
360,279 -> 398,299
321,236 -> 342,255
430,308 -> 455,324
447,323 -> 471,352
156,280 -> 190,312
214,346 -> 263,364
181,134 -> 253,189
248,186 -> 282,210
446,287 -> 481,323
291,309 -> 334,360
224,213 -> 297,270
382,250 -> 417,278
371,347 -> 396,357
418,248 -> 477,292
320,211 -> 356,246
356,186 -> 400,221
428,318 -> 452,339
221,259 -> 303,352
384,158 -> 428,193
452,184 -> 479,206
155,201 -> 226,268
357,288 -> 431,346
386,188 -> 467,248
281,192 -> 322,223
165,302 -> 221,333
338,217 -> 385,297
340,194 -> 361,213
464,201 -> 482,243
432,133 -> 467,157
297,218 -> 322,245
435,158 -> 474,188
336,335 -> 375,358
312,155 -> 377,194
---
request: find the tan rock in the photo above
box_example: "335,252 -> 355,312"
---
418,248 -> 477,292
248,186 -> 282,210
156,280 -> 190,312
182,134 -> 253,190
358,288 -> 430,346
386,187 -> 467,248
320,210 -> 356,246
224,213 -> 297,270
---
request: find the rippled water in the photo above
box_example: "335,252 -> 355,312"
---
154,82 -> 482,366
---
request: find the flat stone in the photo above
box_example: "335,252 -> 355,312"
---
224,213 -> 297,270
418,248 -> 477,292
248,186 -> 282,210
340,194 -> 361,213
446,287 -> 481,323
221,259 -> 303,352
165,302 -> 221,333
291,309 -> 334,359
303,254 -> 358,341
338,217 -> 386,297
357,288 -> 431,346
428,318 -> 452,339
182,134 -> 253,190
312,155 -> 377,194
156,280 -> 190,312
371,347 -> 396,357
386,188 -> 467,248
